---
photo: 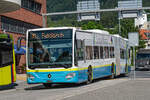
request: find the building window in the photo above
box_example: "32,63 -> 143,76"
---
1,16 -> 40,34
21,0 -> 42,14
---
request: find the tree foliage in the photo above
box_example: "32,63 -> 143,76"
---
81,21 -> 104,30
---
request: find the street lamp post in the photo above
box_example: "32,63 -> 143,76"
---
119,16 -> 121,36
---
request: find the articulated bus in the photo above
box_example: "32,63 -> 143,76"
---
0,34 -> 16,89
26,27 -> 131,87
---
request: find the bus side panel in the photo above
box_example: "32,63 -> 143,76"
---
0,68 -> 3,86
0,66 -> 12,86
114,37 -> 121,76
93,65 -> 112,79
78,68 -> 88,83
120,59 -> 126,74
12,48 -> 16,82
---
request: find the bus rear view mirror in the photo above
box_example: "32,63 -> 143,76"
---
17,37 -> 26,51
17,38 -> 21,51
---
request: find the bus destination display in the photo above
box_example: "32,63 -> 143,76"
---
29,29 -> 72,40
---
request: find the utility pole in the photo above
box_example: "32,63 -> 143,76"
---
118,16 -> 121,36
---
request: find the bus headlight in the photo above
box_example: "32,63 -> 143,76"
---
27,74 -> 35,80
66,73 -> 76,80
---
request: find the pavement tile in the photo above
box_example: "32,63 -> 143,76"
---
16,74 -> 27,81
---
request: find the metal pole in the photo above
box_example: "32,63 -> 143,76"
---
119,17 -> 121,36
42,15 -> 46,28
43,7 -> 150,16
118,11 -> 121,36
133,46 -> 136,79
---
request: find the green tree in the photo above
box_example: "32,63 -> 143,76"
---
110,19 -> 138,38
81,21 -> 104,30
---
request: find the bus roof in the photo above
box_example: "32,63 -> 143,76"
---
28,27 -> 109,35
28,27 -> 76,32
113,34 -> 121,38
113,34 -> 128,41
80,29 -> 109,35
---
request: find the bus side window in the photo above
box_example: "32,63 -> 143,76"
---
100,46 -> 103,59
104,47 -> 109,59
94,46 -> 99,59
120,49 -> 125,59
110,47 -> 114,58
86,46 -> 93,60
76,40 -> 84,61
107,47 -> 110,58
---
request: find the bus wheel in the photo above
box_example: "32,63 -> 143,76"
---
86,66 -> 93,84
110,63 -> 115,79
43,83 -> 52,88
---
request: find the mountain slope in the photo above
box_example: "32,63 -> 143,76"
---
46,0 -> 150,28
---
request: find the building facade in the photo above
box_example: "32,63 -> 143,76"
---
139,21 -> 150,49
135,14 -> 147,28
0,0 -> 47,73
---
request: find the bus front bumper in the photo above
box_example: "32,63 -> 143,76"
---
27,71 -> 79,84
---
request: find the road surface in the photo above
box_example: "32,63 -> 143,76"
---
0,71 -> 150,100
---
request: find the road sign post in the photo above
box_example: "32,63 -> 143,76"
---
128,32 -> 139,79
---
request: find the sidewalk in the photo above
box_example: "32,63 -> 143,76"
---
16,74 -> 27,81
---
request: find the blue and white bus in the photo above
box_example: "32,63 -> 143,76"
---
26,27 -> 131,87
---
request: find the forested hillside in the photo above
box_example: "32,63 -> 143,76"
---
46,0 -> 150,29
47,0 -> 150,13
46,0 -> 118,13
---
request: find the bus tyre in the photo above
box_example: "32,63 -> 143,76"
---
43,83 -> 52,88
86,66 -> 93,84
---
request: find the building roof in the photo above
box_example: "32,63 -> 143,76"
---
0,0 -> 21,14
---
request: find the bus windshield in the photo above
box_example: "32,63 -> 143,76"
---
137,54 -> 150,59
28,29 -> 73,69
